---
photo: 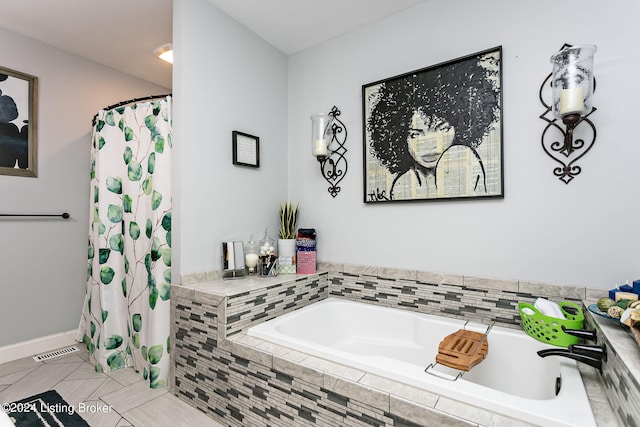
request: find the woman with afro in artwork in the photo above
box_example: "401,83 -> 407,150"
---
365,51 -> 501,201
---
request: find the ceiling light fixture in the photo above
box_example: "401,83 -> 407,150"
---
153,43 -> 173,64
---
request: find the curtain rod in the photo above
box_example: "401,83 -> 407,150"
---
91,93 -> 172,126
0,213 -> 70,219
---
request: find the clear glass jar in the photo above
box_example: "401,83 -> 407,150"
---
258,229 -> 277,276
550,44 -> 597,119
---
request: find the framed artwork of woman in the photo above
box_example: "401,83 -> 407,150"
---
362,47 -> 503,203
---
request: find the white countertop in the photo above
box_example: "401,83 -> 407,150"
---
176,272 -> 326,297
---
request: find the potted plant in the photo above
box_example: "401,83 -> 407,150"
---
278,201 -> 299,274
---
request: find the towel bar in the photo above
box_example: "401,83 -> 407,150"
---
0,212 -> 70,219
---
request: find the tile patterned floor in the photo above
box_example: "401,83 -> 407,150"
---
0,346 -> 222,427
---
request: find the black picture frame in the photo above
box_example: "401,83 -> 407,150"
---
362,46 -> 503,203
232,130 -> 260,168
0,65 -> 38,177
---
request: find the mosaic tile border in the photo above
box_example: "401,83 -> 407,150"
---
327,270 -> 583,330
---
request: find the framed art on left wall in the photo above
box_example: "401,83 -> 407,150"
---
0,66 -> 38,177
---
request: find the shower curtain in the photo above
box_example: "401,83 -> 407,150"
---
77,95 -> 172,388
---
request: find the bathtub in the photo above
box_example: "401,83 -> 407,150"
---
248,298 -> 596,427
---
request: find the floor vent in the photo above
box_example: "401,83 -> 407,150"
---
33,346 -> 80,362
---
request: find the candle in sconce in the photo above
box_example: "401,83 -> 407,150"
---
559,87 -> 585,116
313,139 -> 328,157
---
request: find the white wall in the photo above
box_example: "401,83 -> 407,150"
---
288,0 -> 640,289
173,0 -> 288,278
0,28 -> 169,347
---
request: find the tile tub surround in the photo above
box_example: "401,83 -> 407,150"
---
172,266 -> 627,426
583,304 -> 640,427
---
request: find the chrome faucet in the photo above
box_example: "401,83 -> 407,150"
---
537,344 -> 607,371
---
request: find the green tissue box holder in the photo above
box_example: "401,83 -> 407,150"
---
518,301 -> 584,348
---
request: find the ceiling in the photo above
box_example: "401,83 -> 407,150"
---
0,0 -> 427,89
0,0 -> 173,88
207,0 -> 428,55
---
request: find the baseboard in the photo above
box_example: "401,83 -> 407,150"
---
0,330 -> 78,365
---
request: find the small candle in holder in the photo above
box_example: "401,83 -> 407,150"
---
559,87 -> 585,115
313,139 -> 328,157
550,45 -> 596,119
311,113 -> 331,158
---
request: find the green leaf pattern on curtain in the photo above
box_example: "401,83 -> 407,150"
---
77,96 -> 172,389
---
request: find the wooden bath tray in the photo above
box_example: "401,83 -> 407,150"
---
435,329 -> 489,371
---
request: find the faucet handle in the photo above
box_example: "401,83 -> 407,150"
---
569,344 -> 607,362
561,325 -> 596,342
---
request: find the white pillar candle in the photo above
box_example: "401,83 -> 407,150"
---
313,139 -> 328,156
559,87 -> 585,115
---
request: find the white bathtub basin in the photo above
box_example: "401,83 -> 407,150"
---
248,297 -> 596,427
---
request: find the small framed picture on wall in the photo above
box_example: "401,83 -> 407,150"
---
232,131 -> 260,168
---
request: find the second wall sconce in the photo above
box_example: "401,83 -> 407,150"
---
310,106 -> 348,197
540,44 -> 597,184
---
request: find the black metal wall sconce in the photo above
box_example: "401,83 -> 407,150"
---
310,106 -> 348,197
540,44 -> 597,184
